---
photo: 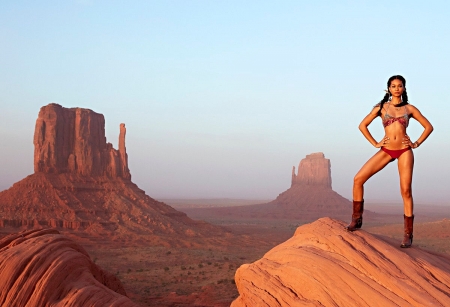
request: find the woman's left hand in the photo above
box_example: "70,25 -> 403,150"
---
402,135 -> 419,149
402,135 -> 413,148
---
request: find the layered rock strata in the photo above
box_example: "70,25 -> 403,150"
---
0,228 -> 138,307
291,152 -> 331,188
0,103 -> 227,246
34,103 -> 131,179
232,218 -> 450,307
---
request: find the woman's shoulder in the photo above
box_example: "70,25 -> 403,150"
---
406,103 -> 418,112
372,102 -> 386,114
405,104 -> 424,118
372,102 -> 384,111
369,103 -> 382,115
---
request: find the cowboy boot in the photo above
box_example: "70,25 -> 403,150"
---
400,215 -> 414,248
346,200 -> 364,231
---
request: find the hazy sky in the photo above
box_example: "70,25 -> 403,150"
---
1,1 -> 449,204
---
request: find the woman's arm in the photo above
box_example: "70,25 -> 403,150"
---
406,105 -> 434,148
359,107 -> 388,148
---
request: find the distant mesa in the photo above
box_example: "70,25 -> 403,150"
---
180,153 -> 354,221
291,152 -> 331,188
264,152 -> 352,219
232,217 -> 450,307
0,103 -> 227,245
0,228 -> 138,307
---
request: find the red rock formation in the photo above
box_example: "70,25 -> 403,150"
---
291,152 -> 331,188
0,228 -> 138,307
232,218 -> 450,307
265,153 -> 352,216
180,153 -> 356,221
0,103 -> 228,246
118,123 -> 131,180
34,103 -> 130,179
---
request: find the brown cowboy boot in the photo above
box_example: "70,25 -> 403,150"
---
346,200 -> 364,231
400,215 -> 414,248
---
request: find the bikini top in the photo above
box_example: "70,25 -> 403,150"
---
382,103 -> 410,128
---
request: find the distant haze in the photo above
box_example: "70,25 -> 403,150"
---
1,2 -> 449,205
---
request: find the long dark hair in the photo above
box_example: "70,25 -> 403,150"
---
377,75 -> 409,116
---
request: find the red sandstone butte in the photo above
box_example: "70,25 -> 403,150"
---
34,103 -> 131,179
180,153 -> 354,221
0,228 -> 138,307
0,103 -> 227,246
231,217 -> 450,307
291,152 -> 331,188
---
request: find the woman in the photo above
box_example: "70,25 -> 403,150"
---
346,75 -> 433,248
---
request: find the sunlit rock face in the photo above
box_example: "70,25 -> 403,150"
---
291,152 -> 331,188
34,103 -> 131,179
232,218 -> 450,307
0,103 -> 227,246
0,228 -> 138,307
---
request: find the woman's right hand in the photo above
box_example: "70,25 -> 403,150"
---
375,136 -> 390,148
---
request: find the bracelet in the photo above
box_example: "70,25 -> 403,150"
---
413,141 -> 420,148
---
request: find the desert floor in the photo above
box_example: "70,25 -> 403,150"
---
2,200 -> 449,307
86,200 -> 450,307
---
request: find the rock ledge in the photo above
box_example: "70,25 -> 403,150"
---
232,217 -> 450,307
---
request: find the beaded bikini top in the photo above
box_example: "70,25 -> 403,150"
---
382,103 -> 410,128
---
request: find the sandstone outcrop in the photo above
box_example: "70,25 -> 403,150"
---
34,103 -> 131,179
232,217 -> 450,307
291,152 -> 331,188
0,103 -> 228,246
181,153 -> 355,221
0,228 -> 138,307
269,152 -> 352,218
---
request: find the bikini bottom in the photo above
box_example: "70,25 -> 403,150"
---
381,147 -> 411,161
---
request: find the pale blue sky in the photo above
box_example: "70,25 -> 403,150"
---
1,1 -> 449,203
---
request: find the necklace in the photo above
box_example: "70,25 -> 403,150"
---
392,101 -> 407,110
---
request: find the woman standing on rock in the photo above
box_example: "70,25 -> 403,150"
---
346,75 -> 433,248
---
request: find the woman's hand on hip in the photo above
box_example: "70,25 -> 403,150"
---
402,135 -> 416,148
375,136 -> 390,148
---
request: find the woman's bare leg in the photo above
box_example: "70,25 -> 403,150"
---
397,150 -> 414,216
353,150 -> 393,201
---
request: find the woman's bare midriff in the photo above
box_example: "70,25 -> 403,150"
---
383,124 -> 409,150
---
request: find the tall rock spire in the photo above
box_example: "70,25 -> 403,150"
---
119,123 -> 131,180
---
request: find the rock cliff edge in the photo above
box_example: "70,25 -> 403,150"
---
232,217 -> 450,307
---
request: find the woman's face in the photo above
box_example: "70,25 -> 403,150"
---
388,79 -> 404,97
